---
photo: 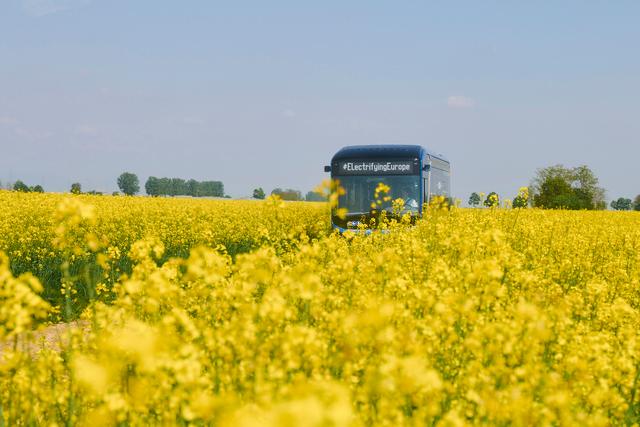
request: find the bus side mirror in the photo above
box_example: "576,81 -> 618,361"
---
324,165 -> 332,172
423,164 -> 431,171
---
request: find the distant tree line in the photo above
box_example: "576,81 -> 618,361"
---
5,180 -> 44,193
261,188 -> 327,202
145,176 -> 224,197
5,165 -> 637,210
611,196 -> 640,211
468,164 -> 640,211
70,182 -> 103,195
305,190 -> 327,202
270,188 -> 303,201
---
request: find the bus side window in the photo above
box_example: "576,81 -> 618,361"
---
431,169 -> 446,197
436,169 -> 450,197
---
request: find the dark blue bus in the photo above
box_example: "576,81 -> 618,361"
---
324,145 -> 451,231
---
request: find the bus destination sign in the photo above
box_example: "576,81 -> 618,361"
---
334,160 -> 417,176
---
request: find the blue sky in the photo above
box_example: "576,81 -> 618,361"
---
1,1 -> 639,201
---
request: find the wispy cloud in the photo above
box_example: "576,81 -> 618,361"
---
22,0 -> 91,17
0,117 -> 18,126
447,95 -> 475,109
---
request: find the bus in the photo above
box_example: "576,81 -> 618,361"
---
324,145 -> 451,231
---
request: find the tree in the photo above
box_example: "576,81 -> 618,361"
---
573,165 -> 606,209
31,185 -> 44,193
531,165 -> 605,210
468,192 -> 481,207
271,188 -> 302,201
145,177 -> 160,196
158,178 -> 171,196
13,180 -> 29,192
253,188 -> 266,199
71,182 -> 82,194
187,179 -> 199,197
199,181 -> 224,197
284,189 -> 302,201
634,195 -> 640,211
169,178 -> 186,196
484,192 -> 500,208
610,197 -> 632,211
117,172 -> 140,196
305,190 -> 327,202
535,176 -> 577,209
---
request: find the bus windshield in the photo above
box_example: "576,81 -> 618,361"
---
337,175 -> 420,214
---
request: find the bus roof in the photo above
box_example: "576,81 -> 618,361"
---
331,144 -> 449,163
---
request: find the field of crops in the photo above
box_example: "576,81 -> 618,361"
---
2,191 -> 640,426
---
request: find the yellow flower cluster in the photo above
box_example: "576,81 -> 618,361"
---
517,186 -> 529,201
1,191 -> 640,425
0,253 -> 50,340
486,193 -> 500,208
0,191 -> 329,316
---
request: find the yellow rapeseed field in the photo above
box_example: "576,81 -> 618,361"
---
0,191 -> 329,317
1,190 -> 640,426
